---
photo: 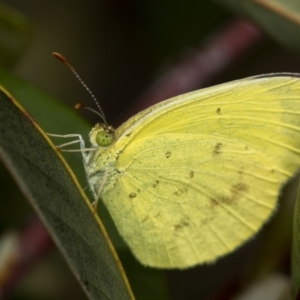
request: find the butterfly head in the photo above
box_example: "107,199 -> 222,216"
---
89,123 -> 115,147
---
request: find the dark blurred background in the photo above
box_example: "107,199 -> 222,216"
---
0,0 -> 227,122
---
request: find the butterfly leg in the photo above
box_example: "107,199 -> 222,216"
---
47,133 -> 86,148
48,133 -> 101,210
92,168 -> 108,210
47,133 -> 93,164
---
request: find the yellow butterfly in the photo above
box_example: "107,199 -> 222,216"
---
50,53 -> 300,269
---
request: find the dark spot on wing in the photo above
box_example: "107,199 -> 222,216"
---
166,151 -> 171,158
174,220 -> 189,231
189,171 -> 194,178
129,192 -> 137,198
216,107 -> 221,114
210,182 -> 249,207
210,198 -> 218,208
126,132 -> 132,137
232,182 -> 248,193
220,196 -> 235,205
213,143 -> 223,156
173,187 -> 188,196
153,180 -> 159,188
142,215 -> 149,223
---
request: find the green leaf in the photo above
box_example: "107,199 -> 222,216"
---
216,0 -> 300,51
0,67 -> 90,186
0,86 -> 134,299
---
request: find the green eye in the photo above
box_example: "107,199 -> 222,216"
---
96,131 -> 114,146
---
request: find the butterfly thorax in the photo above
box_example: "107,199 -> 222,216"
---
85,123 -> 118,199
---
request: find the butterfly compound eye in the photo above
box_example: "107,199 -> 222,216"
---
96,131 -> 114,147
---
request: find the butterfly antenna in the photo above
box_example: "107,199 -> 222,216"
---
52,52 -> 108,126
74,102 -> 106,119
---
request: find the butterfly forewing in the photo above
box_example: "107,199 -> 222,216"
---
91,75 -> 300,268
